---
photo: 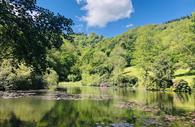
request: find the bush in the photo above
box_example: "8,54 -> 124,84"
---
156,79 -> 173,89
117,75 -> 138,87
81,73 -> 101,86
67,74 -> 77,82
31,74 -> 45,89
0,60 -> 33,90
192,78 -> 195,88
0,60 -> 47,90
81,73 -> 109,86
43,68 -> 59,87
174,79 -> 191,93
145,75 -> 173,91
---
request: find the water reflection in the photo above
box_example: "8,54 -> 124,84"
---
67,87 -> 195,112
38,100 -> 133,127
175,92 -> 190,103
0,87 -> 194,127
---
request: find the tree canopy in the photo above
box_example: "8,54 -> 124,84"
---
0,0 -> 73,73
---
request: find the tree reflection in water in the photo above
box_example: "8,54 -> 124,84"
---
0,88 -> 194,127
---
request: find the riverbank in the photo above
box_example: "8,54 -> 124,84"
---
0,90 -> 80,100
1,84 -> 194,100
0,89 -> 115,100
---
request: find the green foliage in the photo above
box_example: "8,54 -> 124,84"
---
1,4 -> 195,91
192,78 -> 195,88
67,74 -> 78,82
0,60 -> 45,90
47,43 -> 78,81
190,12 -> 195,33
149,54 -> 175,89
117,75 -> 138,87
0,0 -> 74,90
43,68 -> 59,87
130,15 -> 195,90
174,79 -> 192,92
61,13 -> 195,88
0,60 -> 32,90
0,0 -> 73,73
81,73 -> 102,86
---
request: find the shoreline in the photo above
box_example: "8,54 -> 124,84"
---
0,90 -> 114,100
0,86 -> 194,100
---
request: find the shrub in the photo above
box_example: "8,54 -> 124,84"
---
145,75 -> 173,91
0,60 -> 14,90
0,60 -> 33,90
117,75 -> 138,87
43,68 -> 59,87
174,79 -> 191,93
12,64 -> 33,90
81,73 -> 101,86
192,78 -> 195,88
81,73 -> 109,86
67,74 -> 77,82
0,60 -> 47,90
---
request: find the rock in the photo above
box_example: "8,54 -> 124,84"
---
144,118 -> 161,127
163,115 -> 176,122
110,122 -> 133,127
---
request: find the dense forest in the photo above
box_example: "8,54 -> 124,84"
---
0,0 -> 195,92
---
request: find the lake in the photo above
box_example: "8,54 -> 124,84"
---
0,87 -> 194,127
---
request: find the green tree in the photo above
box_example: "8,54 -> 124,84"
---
0,0 -> 73,73
47,43 -> 77,81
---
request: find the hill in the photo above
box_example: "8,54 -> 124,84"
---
1,10 -> 195,91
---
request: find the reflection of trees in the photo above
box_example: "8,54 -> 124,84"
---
1,91 -> 194,127
0,98 -> 55,126
194,93 -> 195,111
69,87 -> 82,94
115,88 -> 137,98
0,90 -> 140,127
37,101 -> 80,127
194,92 -> 195,111
156,92 -> 174,114
145,92 -> 190,115
145,92 -> 174,113
0,113 -> 21,127
0,113 -> 36,127
175,93 -> 190,103
37,100 -> 135,127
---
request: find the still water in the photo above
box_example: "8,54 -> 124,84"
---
0,87 -> 194,127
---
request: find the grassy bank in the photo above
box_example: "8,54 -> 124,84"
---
124,66 -> 195,88
58,82 -> 82,88
57,67 -> 195,90
174,69 -> 195,87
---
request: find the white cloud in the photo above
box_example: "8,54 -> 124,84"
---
78,0 -> 134,27
126,23 -> 134,28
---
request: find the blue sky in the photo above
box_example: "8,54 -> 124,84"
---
37,0 -> 195,37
